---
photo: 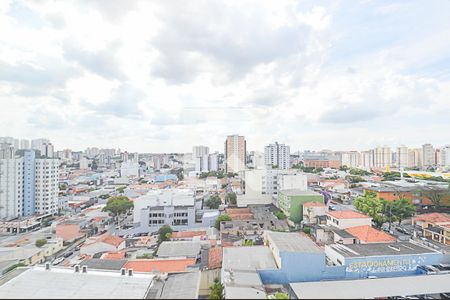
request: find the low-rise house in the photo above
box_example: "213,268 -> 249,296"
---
55,222 -> 84,242
80,233 -> 126,255
413,213 -> 450,245
345,225 -> 397,244
171,230 -> 207,241
124,258 -> 197,273
156,241 -> 201,259
303,202 -> 327,225
326,210 -> 372,229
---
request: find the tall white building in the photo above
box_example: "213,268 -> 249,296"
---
0,150 -> 59,219
341,151 -> 361,168
374,146 -> 392,168
440,145 -> 450,168
264,142 -> 290,169
0,158 -> 23,219
422,144 -> 434,168
192,146 -> 209,158
34,158 -> 59,215
408,148 -> 423,168
19,139 -> 30,150
397,145 -> 408,169
360,150 -> 374,169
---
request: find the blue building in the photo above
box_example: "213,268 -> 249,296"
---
258,231 -> 444,284
23,150 -> 36,216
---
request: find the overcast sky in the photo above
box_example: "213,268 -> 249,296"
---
1,0 -> 450,153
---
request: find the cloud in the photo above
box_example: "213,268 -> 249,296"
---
62,40 -> 125,80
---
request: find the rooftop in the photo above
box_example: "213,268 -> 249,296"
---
171,230 -> 206,239
208,246 -> 223,269
80,259 -> 127,271
327,241 -> 439,258
153,272 -> 200,299
290,273 -> 450,299
157,241 -> 201,258
303,202 -> 326,207
327,210 -> 370,219
345,226 -> 397,243
124,258 -> 196,273
279,189 -> 322,196
134,189 -> 195,207
265,231 -> 322,253
100,252 -> 126,260
222,246 -> 277,271
0,266 -> 154,299
414,213 -> 450,224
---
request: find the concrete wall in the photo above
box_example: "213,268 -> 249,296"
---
199,269 -> 221,297
326,216 -> 372,229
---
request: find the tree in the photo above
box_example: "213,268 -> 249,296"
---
392,197 -> 415,225
275,211 -> 286,220
206,195 -> 222,209
209,278 -> 224,299
35,239 -> 47,247
116,186 -> 126,194
102,196 -> 134,226
275,292 -> 289,299
225,192 -> 237,205
353,192 -> 386,228
423,189 -> 449,208
215,214 -> 232,230
157,225 -> 173,244
243,239 -> 254,246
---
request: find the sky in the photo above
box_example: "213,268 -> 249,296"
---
1,0 -> 450,153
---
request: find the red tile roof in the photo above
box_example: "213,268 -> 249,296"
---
303,202 -> 326,207
414,213 -> 450,224
208,247 -> 223,269
327,210 -> 370,219
98,233 -> 125,247
171,230 -> 207,239
345,226 -> 397,243
124,258 -> 196,273
101,251 -> 126,260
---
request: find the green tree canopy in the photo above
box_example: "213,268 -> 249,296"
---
35,239 -> 47,248
225,192 -> 237,205
206,195 -> 222,209
209,278 -> 224,299
157,225 -> 173,244
215,214 -> 232,230
102,196 -> 133,217
353,192 -> 386,228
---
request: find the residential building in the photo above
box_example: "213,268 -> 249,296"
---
303,153 -> 341,169
192,145 -> 209,158
440,145 -> 450,167
344,225 -> 397,244
80,233 -> 126,255
133,189 -> 196,232
360,150 -> 374,169
341,151 -> 361,168
0,150 -> 59,219
264,142 -> 290,169
302,202 -> 327,225
326,210 -> 372,229
422,143 -> 434,168
374,146 -> 392,169
278,190 -> 324,223
408,148 -> 422,168
413,213 -> 450,245
248,151 -> 265,169
397,145 -> 408,169
225,135 -> 246,173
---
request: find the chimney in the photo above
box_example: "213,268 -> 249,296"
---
120,268 -> 126,276
128,269 -> 133,276
74,265 -> 80,273
82,265 -> 87,273
45,262 -> 50,271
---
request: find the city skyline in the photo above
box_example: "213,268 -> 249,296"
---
1,1 -> 450,152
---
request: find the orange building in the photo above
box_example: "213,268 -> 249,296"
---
364,186 -> 450,206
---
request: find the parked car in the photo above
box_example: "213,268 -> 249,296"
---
52,257 -> 64,265
63,251 -> 73,258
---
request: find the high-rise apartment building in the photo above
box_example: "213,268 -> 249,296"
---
192,146 -> 209,158
19,139 -> 30,150
407,148 -> 422,168
264,142 -> 290,169
374,146 -> 392,168
422,144 -> 434,168
341,151 -> 361,168
440,145 -> 450,168
397,145 -> 408,169
0,150 -> 59,218
225,135 -> 246,173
